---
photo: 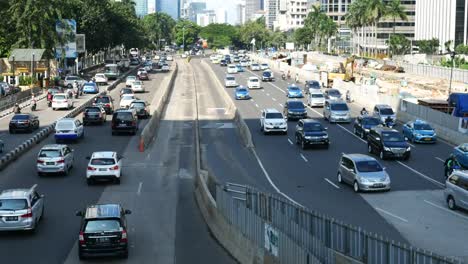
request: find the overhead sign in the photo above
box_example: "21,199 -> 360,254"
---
55,19 -> 77,58
76,34 -> 85,53
264,223 -> 279,257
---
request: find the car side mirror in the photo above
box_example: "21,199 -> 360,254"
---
404,137 -> 409,141
40,194 -> 45,198
375,137 -> 380,141
324,127 -> 328,130
383,167 -> 386,170
124,209 -> 132,215
75,211 -> 83,217
85,156 -> 90,160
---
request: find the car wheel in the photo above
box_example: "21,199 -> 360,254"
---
63,166 -> 69,176
52,108 -> 55,111
379,150 -> 385,160
9,129 -> 14,134
78,250 -> 85,260
360,131 -> 365,139
353,127 -> 357,135
337,173 -> 342,183
301,140 -> 306,150
447,196 -> 457,210
86,178 -> 93,185
367,144 -> 372,154
353,181 -> 360,193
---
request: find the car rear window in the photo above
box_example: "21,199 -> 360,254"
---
85,107 -> 100,113
115,112 -> 133,121
304,123 -> 324,131
363,118 -> 381,126
133,81 -> 142,85
311,93 -> 323,98
84,219 -> 121,232
91,158 -> 116,165
0,199 -> 28,210
66,76 -> 78,81
288,101 -> 304,108
122,95 -> 135,100
12,114 -> 29,120
250,79 -> 258,82
54,95 -> 65,100
414,124 -> 432,130
39,149 -> 62,158
56,121 -> 74,130
330,103 -> 348,111
126,76 -> 136,80
382,132 -> 405,142
289,87 -> 300,91
226,77 -> 235,81
328,90 -> 341,95
356,160 -> 383,172
95,97 -> 110,104
380,108 -> 394,115
266,113 -> 283,119
237,88 -> 247,92
263,72 -> 271,77
84,84 -> 96,88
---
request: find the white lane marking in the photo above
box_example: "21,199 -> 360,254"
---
251,149 -> 303,207
255,104 -> 259,108
396,161 -> 445,188
272,97 -> 277,101
435,157 -> 445,162
300,153 -> 308,162
325,178 -> 340,189
424,200 -> 468,221
376,207 -> 409,223
287,138 -> 293,145
408,142 -> 416,148
137,182 -> 143,195
266,93 -> 270,96
261,89 -> 265,92
251,99 -> 255,102
279,103 -> 283,107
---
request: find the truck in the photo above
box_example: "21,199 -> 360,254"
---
104,64 -> 120,80
448,93 -> 468,117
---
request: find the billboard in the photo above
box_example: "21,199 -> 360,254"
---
55,19 -> 77,58
76,34 -> 85,53
285,42 -> 295,50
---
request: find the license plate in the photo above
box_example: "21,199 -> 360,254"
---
373,184 -> 384,188
118,124 -> 126,127
395,153 -> 403,157
98,237 -> 110,243
46,162 -> 54,165
274,126 -> 279,129
5,216 -> 18,221
424,138 -> 431,141
99,168 -> 107,171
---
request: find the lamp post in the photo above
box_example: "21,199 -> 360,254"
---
449,51 -> 456,95
11,55 -> 15,85
31,53 -> 35,87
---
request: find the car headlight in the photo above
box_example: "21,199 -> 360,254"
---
385,176 -> 391,183
414,133 -> 422,138
433,133 -> 437,137
364,129 -> 370,132
384,147 -> 391,151
305,136 -> 312,139
322,134 -> 328,138
406,146 -> 411,151
360,177 -> 371,183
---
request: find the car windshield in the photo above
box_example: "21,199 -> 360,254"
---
66,76 -> 78,81
263,72 -> 271,77
226,77 -> 235,81
115,112 -> 133,121
12,114 -> 29,120
382,132 -> 405,142
330,103 -> 348,111
304,123 -> 324,131
54,95 -> 65,100
121,89 -> 132,94
237,88 -> 247,92
289,87 -> 300,91
362,118 -> 381,125
122,95 -> 135,100
84,84 -> 95,88
328,90 -> 341,96
266,113 -> 283,119
288,102 -> 304,108
311,93 -> 323,98
56,121 -> 74,130
414,123 -> 432,130
356,160 -> 383,172
133,81 -> 142,85
252,64 -> 259,66
85,107 -> 100,113
126,76 -> 136,81
84,219 -> 121,233
39,149 -> 61,158
131,102 -> 145,108
380,108 -> 394,115
91,158 -> 115,165
250,79 -> 258,82
0,199 -> 28,210
95,97 -> 110,104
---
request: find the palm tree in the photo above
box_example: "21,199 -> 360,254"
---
365,0 -> 387,56
304,5 -> 323,50
385,0 -> 407,35
346,0 -> 371,55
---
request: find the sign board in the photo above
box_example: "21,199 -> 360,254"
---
264,223 -> 279,257
285,42 -> 294,50
55,19 -> 77,58
76,34 -> 85,53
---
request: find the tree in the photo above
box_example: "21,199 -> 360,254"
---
238,17 -> 269,49
387,34 -> 410,55
385,0 -> 407,35
142,12 -> 176,49
173,20 -> 201,49
200,23 -> 239,48
267,30 -> 287,49
366,0 -> 387,56
418,38 -> 440,54
444,40 -> 453,53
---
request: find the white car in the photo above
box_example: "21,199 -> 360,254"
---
131,80 -> 145,93
240,60 -> 248,67
181,54 -> 187,58
227,64 -> 238,74
161,64 -> 170,71
247,77 -> 261,89
126,75 -> 137,87
120,94 -> 136,108
251,63 -> 261,71
210,55 -> 217,61
154,55 -> 160,60
52,93 -> 73,110
54,118 -> 84,143
224,75 -> 238,88
94,73 -> 108,85
308,91 -> 325,107
260,63 -> 269,70
166,55 -> 173,61
137,68 -> 146,76
86,151 -> 123,185
260,108 -> 288,135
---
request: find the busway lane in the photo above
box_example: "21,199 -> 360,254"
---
0,69 -> 169,264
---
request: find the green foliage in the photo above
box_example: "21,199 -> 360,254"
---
440,56 -> 467,68
387,34 -> 410,55
142,12 -> 176,49
417,38 -> 440,54
267,31 -> 287,49
455,44 -> 468,55
200,23 -> 239,48
238,18 -> 270,48
302,6 -> 338,50
19,76 -> 34,86
173,20 -> 201,48
385,0 -> 407,34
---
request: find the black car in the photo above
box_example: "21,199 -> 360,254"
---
111,109 -> 138,135
83,106 -> 106,125
93,95 -> 114,114
353,116 -> 382,139
304,80 -> 321,94
295,119 -> 329,149
367,127 -> 410,160
76,204 -> 131,260
129,100 -> 150,119
283,100 -> 307,120
220,60 -> 227,66
9,113 -> 39,133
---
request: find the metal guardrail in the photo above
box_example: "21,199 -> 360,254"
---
217,184 -> 462,264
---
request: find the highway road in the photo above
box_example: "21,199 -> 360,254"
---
204,57 -> 468,259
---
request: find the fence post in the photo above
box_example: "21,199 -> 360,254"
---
362,229 -> 368,264
344,223 -> 349,255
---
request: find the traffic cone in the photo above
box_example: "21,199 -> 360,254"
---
139,138 -> 144,152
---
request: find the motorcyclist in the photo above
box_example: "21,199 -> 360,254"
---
360,107 -> 368,116
72,81 -> 79,98
445,155 -> 461,178
346,90 -> 351,102
67,87 -> 73,98
295,73 -> 299,83
384,115 -> 393,127
281,72 -> 286,80
47,91 -> 53,107
31,95 -> 37,111
13,103 -> 21,114
287,70 -> 291,80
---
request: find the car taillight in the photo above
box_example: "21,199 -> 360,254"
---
79,231 -> 85,244
132,121 -> 136,126
87,166 -> 96,171
110,165 -> 119,170
57,159 -> 65,164
37,160 -> 44,164
21,208 -> 32,218
120,230 -> 128,243
105,103 -> 110,107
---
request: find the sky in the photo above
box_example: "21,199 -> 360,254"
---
204,0 -> 237,24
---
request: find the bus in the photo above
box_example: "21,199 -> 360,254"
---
104,64 -> 120,80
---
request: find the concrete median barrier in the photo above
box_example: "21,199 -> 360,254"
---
138,63 -> 178,152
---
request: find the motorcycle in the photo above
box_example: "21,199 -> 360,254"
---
445,164 -> 461,178
31,102 -> 37,111
384,118 -> 395,128
281,74 -> 286,80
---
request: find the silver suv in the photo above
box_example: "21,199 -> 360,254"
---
323,100 -> 351,123
444,171 -> 468,211
0,184 -> 44,232
337,153 -> 391,192
36,144 -> 74,176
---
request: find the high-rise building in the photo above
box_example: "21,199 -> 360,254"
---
265,0 -> 286,30
269,0 -> 308,31
197,10 -> 217,26
156,0 -> 180,19
236,2 -> 246,25
180,0 -> 191,19
216,8 -> 228,24
186,2 -> 207,22
415,0 -> 468,51
245,0 -> 262,21
134,0 -> 148,17
148,0 -> 156,14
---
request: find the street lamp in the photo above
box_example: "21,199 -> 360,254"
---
11,55 -> 15,85
31,53 -> 35,87
449,51 -> 456,95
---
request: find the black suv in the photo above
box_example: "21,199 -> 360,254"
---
353,116 -> 381,139
9,113 -> 40,133
111,109 -> 138,135
83,106 -> 106,125
93,95 -> 114,114
295,119 -> 329,149
283,100 -> 307,120
367,127 -> 410,160
76,204 -> 131,259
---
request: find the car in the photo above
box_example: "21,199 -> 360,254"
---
137,68 -> 146,75
283,100 -> 307,120
367,127 -> 411,160
130,58 -> 139,65
295,119 -> 329,149
120,94 -> 136,108
120,87 -> 133,97
235,86 -> 250,100
94,73 -> 108,85
46,87 -> 64,106
161,63 -> 170,72
307,91 -> 325,107
337,154 -> 391,192
129,100 -> 150,119
240,60 -> 248,67
233,56 -> 240,62
131,80 -> 145,93
220,60 -> 227,66
76,204 -> 131,259
9,113 -> 39,133
181,54 -> 188,58
137,71 -> 149,80
55,118 -> 84,143
0,81 -> 12,95
402,119 -> 436,143
82,82 -> 99,94
212,57 -> 221,64
0,184 -> 44,232
373,104 -> 396,124
227,64 -> 238,74
86,152 -> 123,184
260,63 -> 269,70
111,109 -> 138,135
166,55 -> 173,61
126,76 -> 137,87
262,70 -> 274,82
236,64 -> 244,72
323,89 -> 342,100
444,171 -> 468,211
144,63 -> 152,73
250,63 -> 260,71
452,143 -> 468,169
323,100 -> 351,123
353,116 -> 382,139
224,75 -> 238,88
52,93 -> 74,110
286,85 -> 303,98
260,108 -> 287,135
247,76 -> 261,89
93,95 -> 114,114
304,80 -> 321,94
36,144 -> 74,176
83,106 -> 106,125
64,75 -> 85,88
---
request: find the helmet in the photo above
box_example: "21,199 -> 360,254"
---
15,103 -> 18,106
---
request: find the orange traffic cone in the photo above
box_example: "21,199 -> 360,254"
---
139,138 -> 144,152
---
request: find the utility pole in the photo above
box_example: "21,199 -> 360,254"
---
449,51 -> 456,95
